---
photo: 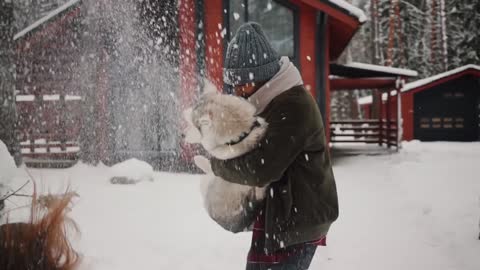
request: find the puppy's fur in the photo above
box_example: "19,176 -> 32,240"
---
184,80 -> 267,232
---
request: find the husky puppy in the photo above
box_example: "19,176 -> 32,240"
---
184,80 -> 267,232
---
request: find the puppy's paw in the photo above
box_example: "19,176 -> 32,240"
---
194,155 -> 212,174
183,108 -> 202,144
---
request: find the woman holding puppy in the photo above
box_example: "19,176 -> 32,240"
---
209,22 -> 339,270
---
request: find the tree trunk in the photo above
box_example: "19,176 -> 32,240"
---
439,0 -> 448,71
371,0 -> 381,64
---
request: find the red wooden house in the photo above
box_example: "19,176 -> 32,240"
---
179,0 -> 419,155
401,65 -> 480,141
14,0 -> 83,167
179,0 -> 368,134
359,64 -> 480,142
329,62 -> 417,149
14,0 -> 181,168
14,0 -> 418,168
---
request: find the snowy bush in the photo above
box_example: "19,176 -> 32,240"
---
0,140 -> 17,198
109,158 -> 155,185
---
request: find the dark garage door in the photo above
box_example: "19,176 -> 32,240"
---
414,86 -> 478,141
478,93 -> 480,140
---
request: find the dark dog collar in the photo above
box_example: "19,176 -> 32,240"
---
225,119 -> 262,146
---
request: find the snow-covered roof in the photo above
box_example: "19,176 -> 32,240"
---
343,62 -> 418,77
357,90 -> 398,105
402,64 -> 480,92
14,0 -> 81,41
327,0 -> 367,23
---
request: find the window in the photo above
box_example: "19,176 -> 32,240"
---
443,91 -> 465,99
455,117 -> 464,129
228,0 -> 296,58
419,117 -> 464,129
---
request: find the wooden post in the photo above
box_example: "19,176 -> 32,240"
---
178,0 -> 200,164
378,90 -> 383,146
29,129 -> 34,154
396,77 -> 403,151
386,91 -> 391,148
46,133 -> 50,153
96,48 -> 108,163
60,90 -> 66,152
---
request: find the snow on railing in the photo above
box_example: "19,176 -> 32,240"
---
16,95 -> 35,102
16,94 -> 82,102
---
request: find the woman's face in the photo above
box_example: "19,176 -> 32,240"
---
233,81 -> 265,98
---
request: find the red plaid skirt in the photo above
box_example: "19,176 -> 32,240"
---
247,212 -> 326,264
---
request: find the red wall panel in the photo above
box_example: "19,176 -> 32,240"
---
297,2 -> 317,98
204,0 -> 224,90
402,92 -> 415,141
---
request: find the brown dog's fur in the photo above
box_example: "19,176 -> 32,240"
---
0,190 -> 80,270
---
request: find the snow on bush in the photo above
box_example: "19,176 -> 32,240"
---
0,140 -> 17,198
109,158 -> 155,184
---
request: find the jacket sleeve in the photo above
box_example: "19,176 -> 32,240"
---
210,99 -> 309,187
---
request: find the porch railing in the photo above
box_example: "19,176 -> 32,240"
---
330,119 -> 399,148
18,132 -> 79,168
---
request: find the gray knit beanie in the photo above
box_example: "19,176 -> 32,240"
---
223,22 -> 281,86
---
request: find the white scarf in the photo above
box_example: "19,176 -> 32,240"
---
248,56 -> 303,115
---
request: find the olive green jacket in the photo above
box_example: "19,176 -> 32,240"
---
211,85 -> 338,252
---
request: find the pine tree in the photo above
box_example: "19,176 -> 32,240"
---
447,0 -> 480,68
346,0 -> 450,78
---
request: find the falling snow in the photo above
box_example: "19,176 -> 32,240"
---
1,142 -> 479,269
233,12 -> 240,20
3,1 -> 479,270
267,2 -> 273,11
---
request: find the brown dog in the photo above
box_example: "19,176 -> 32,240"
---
0,191 -> 80,270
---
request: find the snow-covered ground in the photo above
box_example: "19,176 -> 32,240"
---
2,141 -> 480,270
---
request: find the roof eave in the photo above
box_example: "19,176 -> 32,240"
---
14,0 -> 82,41
402,65 -> 480,93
